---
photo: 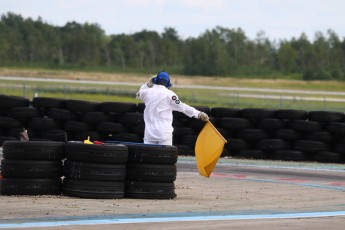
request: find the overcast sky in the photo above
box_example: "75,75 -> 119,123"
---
1,0 -> 344,41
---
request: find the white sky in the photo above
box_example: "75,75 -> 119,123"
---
1,0 -> 344,41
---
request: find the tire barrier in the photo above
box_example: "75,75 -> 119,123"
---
0,141 -> 64,195
61,141 -> 128,199
0,141 -> 178,199
123,143 -> 178,199
0,94 -> 344,164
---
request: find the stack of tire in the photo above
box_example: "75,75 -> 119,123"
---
55,100 -> 143,143
105,102 -> 144,143
302,111 -> 345,163
30,97 -> 67,142
0,94 -> 31,145
0,141 -> 65,195
62,141 -> 128,199
124,143 -> 178,199
217,108 -> 345,163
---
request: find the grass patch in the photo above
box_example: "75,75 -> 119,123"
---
1,68 -> 345,112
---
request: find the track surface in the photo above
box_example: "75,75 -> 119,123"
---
1,153 -> 345,229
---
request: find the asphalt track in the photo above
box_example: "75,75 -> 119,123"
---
1,150 -> 345,229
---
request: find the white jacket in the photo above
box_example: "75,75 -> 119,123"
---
137,83 -> 200,142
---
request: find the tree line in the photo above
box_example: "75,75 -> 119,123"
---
1,12 -> 345,80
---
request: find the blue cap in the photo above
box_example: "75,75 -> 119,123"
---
155,71 -> 172,88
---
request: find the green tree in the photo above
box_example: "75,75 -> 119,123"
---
160,27 -> 182,68
277,41 -> 297,73
61,21 -> 106,67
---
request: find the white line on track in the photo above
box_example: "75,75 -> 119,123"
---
1,211 -> 345,228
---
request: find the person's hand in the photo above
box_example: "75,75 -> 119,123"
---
146,77 -> 156,88
198,112 -> 209,122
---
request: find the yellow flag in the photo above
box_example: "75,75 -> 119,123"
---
195,121 -> 227,177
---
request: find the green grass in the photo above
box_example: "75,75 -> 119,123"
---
1,78 -> 345,112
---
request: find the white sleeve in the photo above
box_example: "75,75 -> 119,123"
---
169,94 -> 200,118
136,83 -> 149,100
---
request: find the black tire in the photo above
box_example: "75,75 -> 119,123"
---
257,139 -> 290,152
289,120 -> 322,133
240,108 -> 275,120
1,159 -> 62,178
62,179 -> 124,199
25,137 -> 51,142
274,129 -> 301,141
275,109 -> 308,120
65,99 -> 99,113
0,116 -> 22,129
41,129 -> 67,142
271,150 -> 307,161
294,140 -> 328,153
0,129 -> 6,136
9,107 -> 39,119
97,122 -> 127,134
125,143 -> 178,164
172,118 -> 189,128
118,112 -> 144,129
308,111 -> 344,123
65,141 -> 128,164
226,138 -> 250,151
306,131 -> 333,143
237,129 -> 269,142
335,143 -> 345,154
131,123 -> 145,136
64,121 -> 90,133
63,160 -> 126,181
0,94 -> 30,110
27,117 -> 58,131
32,97 -> 65,109
217,128 -> 232,138
175,145 -> 194,156
236,150 -> 267,159
126,164 -> 176,182
100,102 -> 137,113
3,141 -> 65,160
82,112 -> 110,124
188,119 -> 207,132
48,108 -> 74,121
107,112 -> 121,122
137,103 -> 145,113
211,107 -> 241,118
313,151 -> 343,163
111,133 -> 143,143
1,178 -> 61,195
257,119 -> 284,131
218,118 -> 252,132
7,127 -> 26,138
327,122 -> 345,135
173,111 -> 189,119
179,135 -> 197,148
0,136 -> 17,146
173,127 -> 196,136
125,181 -> 176,199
